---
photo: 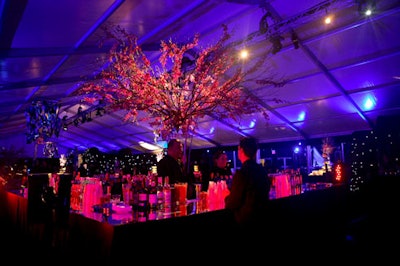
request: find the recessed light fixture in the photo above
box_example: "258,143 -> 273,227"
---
138,141 -> 162,151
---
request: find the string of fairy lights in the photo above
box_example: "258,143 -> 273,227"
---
79,149 -> 157,176
350,130 -> 378,192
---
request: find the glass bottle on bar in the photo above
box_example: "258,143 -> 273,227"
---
156,176 -> 164,210
137,176 -> 148,211
131,175 -> 140,208
148,178 -> 158,210
163,176 -> 172,210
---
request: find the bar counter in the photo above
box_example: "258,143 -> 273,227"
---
1,183 -> 352,263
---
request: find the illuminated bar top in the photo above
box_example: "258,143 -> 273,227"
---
1,182 -> 349,263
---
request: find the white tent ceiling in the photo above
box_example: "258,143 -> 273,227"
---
1,0 -> 400,156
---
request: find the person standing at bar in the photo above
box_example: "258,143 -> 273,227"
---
157,139 -> 185,184
210,150 -> 232,183
224,137 -> 271,227
157,139 -> 195,199
202,150 -> 233,192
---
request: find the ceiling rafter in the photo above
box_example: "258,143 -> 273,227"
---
260,0 -> 374,128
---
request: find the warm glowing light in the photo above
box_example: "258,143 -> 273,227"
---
239,49 -> 249,59
151,165 -> 157,174
334,163 -> 343,182
324,16 -> 332,24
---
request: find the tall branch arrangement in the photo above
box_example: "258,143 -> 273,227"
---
79,25 -> 283,141
25,100 -> 62,144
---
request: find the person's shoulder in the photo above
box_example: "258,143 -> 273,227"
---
160,154 -> 173,160
157,156 -> 170,165
255,162 -> 266,170
248,160 -> 264,169
234,167 -> 244,177
210,166 -> 221,172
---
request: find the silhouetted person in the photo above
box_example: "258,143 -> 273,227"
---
225,137 -> 271,226
157,139 -> 194,198
157,139 -> 185,184
208,150 -> 232,190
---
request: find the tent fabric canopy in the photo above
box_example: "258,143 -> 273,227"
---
0,0 -> 399,155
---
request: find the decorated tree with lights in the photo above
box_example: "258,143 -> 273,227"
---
79,24 -> 284,142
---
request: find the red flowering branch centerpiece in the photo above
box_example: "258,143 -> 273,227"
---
79,25 -> 283,141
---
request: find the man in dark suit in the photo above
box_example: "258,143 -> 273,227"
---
157,139 -> 186,184
225,137 -> 271,226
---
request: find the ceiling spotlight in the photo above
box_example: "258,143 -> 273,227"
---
80,114 -> 86,123
86,112 -> 92,122
358,0 -> 376,16
96,108 -> 104,117
269,35 -> 283,55
239,49 -> 249,59
291,32 -> 299,49
259,12 -> 270,34
138,141 -> 162,151
73,118 -> 79,126
324,16 -> 332,24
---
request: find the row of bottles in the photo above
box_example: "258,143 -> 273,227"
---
118,172 -> 173,212
70,163 -> 232,218
207,180 -> 230,210
268,169 -> 303,199
290,170 -> 303,195
209,173 -> 233,189
70,170 -> 168,212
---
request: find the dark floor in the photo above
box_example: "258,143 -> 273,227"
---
3,209 -> 396,263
